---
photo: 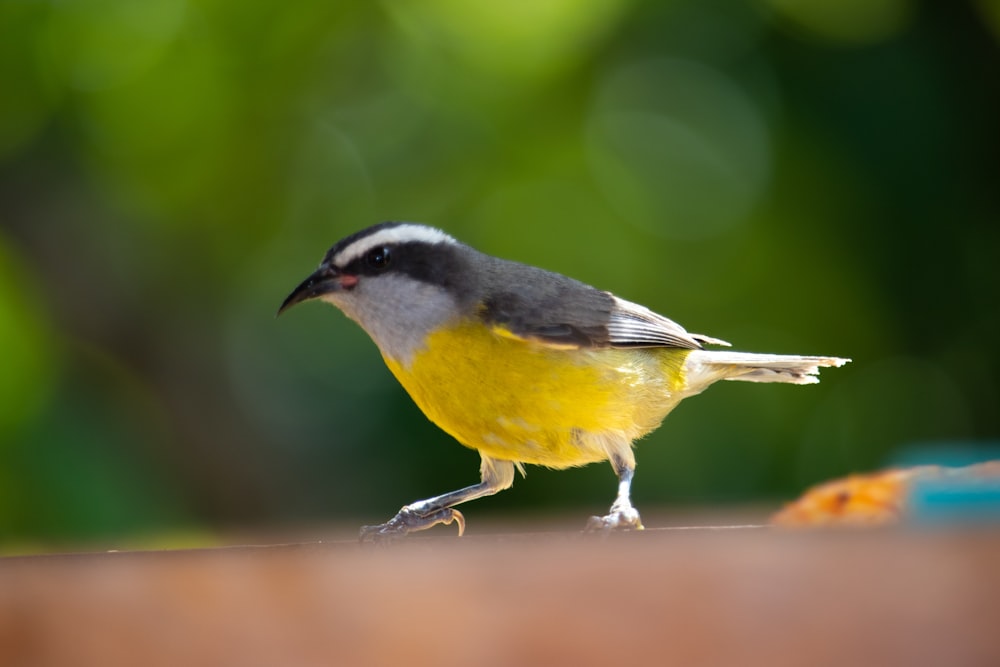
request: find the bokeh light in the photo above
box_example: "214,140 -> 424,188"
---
587,57 -> 771,240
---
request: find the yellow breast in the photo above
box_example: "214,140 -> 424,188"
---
382,320 -> 691,468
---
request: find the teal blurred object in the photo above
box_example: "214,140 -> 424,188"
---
899,445 -> 1000,526
909,471 -> 1000,526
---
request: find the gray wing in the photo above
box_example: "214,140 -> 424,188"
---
476,258 -> 728,350
478,279 -> 615,349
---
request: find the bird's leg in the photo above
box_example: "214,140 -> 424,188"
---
360,456 -> 515,541
587,453 -> 644,531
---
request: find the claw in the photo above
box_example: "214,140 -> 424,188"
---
448,508 -> 466,536
585,505 -> 644,532
359,506 -> 466,542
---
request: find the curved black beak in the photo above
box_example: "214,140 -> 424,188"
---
277,264 -> 344,316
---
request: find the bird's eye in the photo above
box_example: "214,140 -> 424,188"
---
365,246 -> 391,270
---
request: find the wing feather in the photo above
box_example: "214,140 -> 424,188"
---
606,297 -> 730,349
474,255 -> 728,350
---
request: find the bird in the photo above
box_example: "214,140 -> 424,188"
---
279,221 -> 850,538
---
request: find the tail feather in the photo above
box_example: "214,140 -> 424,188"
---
685,351 -> 851,388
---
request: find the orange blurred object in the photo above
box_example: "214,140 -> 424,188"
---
772,461 -> 1000,527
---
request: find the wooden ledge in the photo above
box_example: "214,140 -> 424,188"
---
2,525 -> 999,666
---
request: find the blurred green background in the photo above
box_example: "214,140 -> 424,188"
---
1,0 -> 998,550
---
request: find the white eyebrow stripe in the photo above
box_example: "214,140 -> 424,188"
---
332,224 -> 457,267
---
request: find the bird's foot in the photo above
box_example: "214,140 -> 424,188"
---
585,503 -> 644,532
359,506 -> 466,542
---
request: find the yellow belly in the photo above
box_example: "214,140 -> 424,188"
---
382,320 -> 690,468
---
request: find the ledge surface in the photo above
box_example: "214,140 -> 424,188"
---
2,525 -> 999,666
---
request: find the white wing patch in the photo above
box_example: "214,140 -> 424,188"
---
608,296 -> 731,349
332,224 -> 456,268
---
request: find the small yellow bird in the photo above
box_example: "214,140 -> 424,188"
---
279,222 -> 849,538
